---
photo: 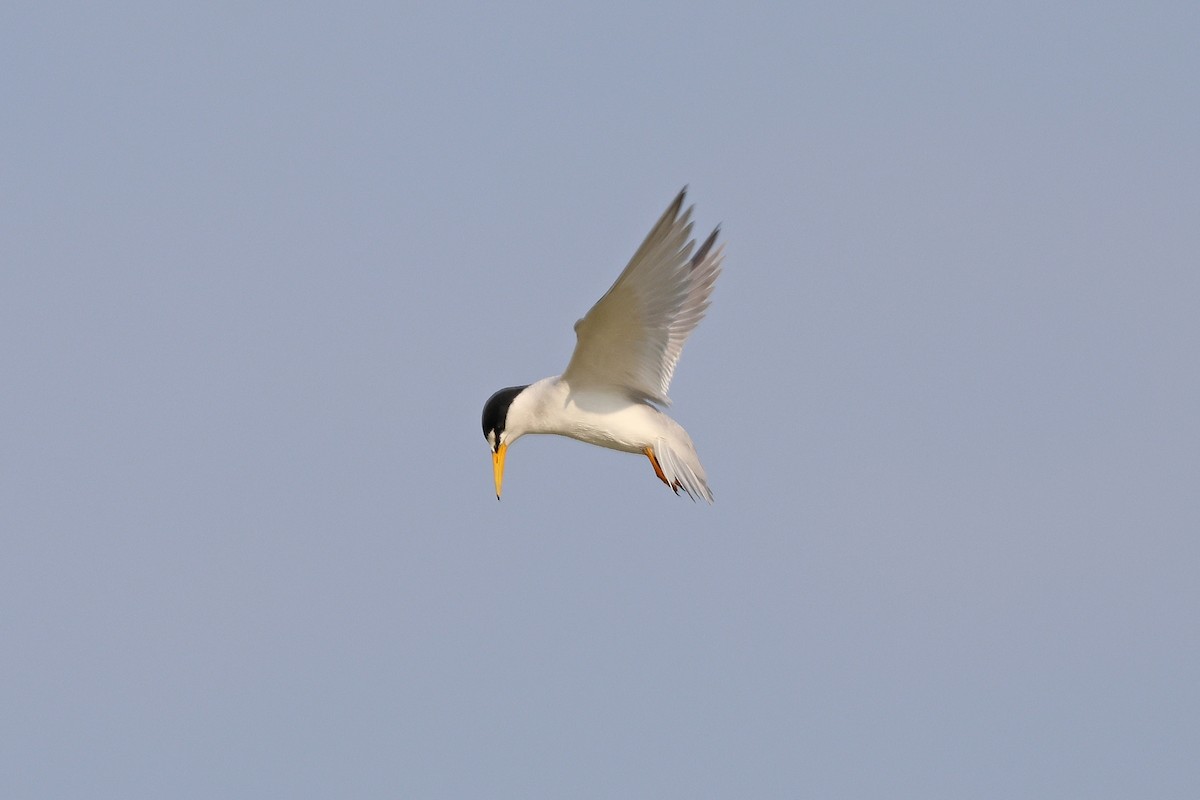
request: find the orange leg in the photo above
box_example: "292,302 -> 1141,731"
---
644,447 -> 681,494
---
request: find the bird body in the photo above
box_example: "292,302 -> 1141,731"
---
482,189 -> 723,503
504,377 -> 671,453
498,376 -> 712,500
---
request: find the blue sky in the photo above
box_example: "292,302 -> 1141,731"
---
3,2 -> 1198,797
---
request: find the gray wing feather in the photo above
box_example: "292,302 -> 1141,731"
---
563,189 -> 723,405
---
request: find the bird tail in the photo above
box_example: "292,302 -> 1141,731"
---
654,436 -> 714,504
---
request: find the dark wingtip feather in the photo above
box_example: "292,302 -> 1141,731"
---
667,187 -> 687,220
691,226 -> 721,268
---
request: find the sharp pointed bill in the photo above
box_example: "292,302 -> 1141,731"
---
481,188 -> 723,503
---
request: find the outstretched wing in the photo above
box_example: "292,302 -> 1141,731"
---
562,189 -> 723,406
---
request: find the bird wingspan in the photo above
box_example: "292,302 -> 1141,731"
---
562,189 -> 724,406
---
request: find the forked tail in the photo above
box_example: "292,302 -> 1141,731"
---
653,437 -> 714,504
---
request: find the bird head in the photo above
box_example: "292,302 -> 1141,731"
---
481,384 -> 529,499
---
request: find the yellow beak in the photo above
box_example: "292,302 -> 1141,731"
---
492,442 -> 508,500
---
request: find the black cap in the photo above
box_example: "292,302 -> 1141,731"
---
481,385 -> 528,446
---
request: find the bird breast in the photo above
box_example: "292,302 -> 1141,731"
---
525,378 -> 668,454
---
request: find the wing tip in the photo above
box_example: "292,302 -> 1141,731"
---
668,187 -> 688,221
691,226 -> 721,268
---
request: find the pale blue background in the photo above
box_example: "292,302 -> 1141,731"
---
3,2 -> 1198,797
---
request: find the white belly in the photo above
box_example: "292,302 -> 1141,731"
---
519,378 -> 669,453
550,389 -> 666,453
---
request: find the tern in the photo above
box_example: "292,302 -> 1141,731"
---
482,188 -> 723,502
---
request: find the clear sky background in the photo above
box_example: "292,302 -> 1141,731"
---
3,2 -> 1198,797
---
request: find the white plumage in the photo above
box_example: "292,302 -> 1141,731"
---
482,189 -> 723,503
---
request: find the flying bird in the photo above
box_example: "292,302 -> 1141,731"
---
481,188 -> 723,502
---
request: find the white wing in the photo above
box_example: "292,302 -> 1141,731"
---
562,189 -> 723,406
